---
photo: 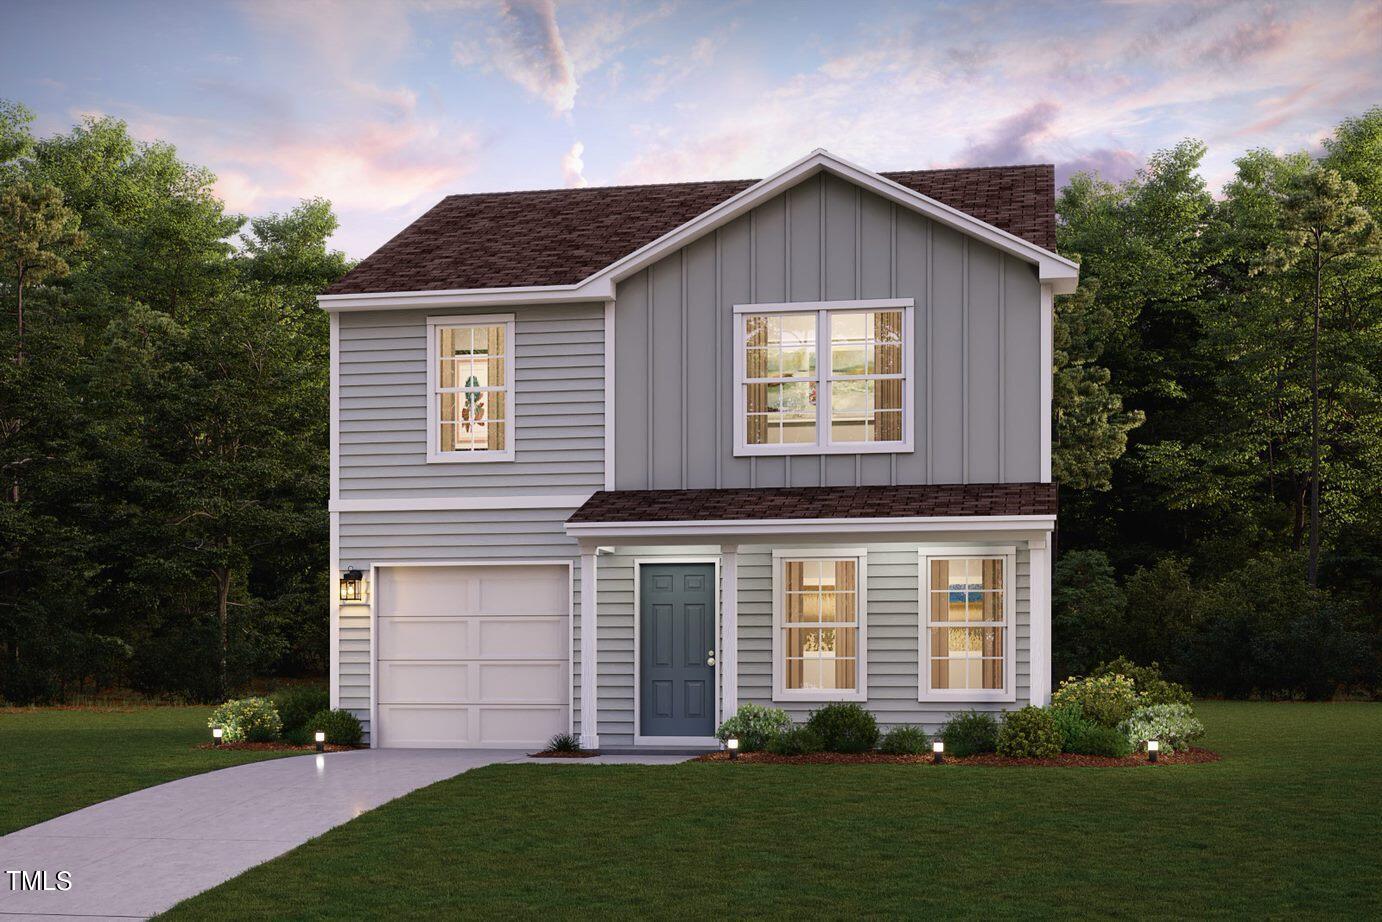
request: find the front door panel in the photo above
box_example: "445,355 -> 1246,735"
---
640,563 -> 716,738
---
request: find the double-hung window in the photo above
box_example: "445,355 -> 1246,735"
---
735,299 -> 912,455
772,549 -> 867,702
426,314 -> 515,462
919,548 -> 1016,701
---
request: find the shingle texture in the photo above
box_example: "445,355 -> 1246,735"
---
566,483 -> 1058,525
326,165 -> 1056,295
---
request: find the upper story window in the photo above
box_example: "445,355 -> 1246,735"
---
733,299 -> 913,456
426,314 -> 515,463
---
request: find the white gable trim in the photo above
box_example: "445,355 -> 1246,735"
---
318,150 -> 1078,312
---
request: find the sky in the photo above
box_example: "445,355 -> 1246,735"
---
3,0 -> 1379,258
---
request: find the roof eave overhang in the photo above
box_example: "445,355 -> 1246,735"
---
564,513 -> 1057,544
318,149 -> 1078,312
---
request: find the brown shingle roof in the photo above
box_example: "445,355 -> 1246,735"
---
566,483 -> 1057,525
326,165 -> 1056,295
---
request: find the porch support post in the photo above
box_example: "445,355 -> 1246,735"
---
1028,535 -> 1052,705
721,544 -> 739,719
579,544 -> 600,750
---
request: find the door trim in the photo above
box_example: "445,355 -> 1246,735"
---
632,556 -> 721,748
368,559 -> 574,749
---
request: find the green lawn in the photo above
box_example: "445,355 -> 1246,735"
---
0,706 -> 295,836
163,701 -> 1381,919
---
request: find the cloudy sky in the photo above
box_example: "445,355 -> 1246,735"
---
3,0 -> 1379,257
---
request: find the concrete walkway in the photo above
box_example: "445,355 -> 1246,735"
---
0,748 -> 693,920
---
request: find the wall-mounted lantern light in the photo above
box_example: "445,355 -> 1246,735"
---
212,727 -> 223,746
727,737 -> 740,761
1147,739 -> 1160,763
315,730 -> 326,753
339,567 -> 368,605
932,739 -> 945,764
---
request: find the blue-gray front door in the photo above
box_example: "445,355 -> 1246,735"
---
640,563 -> 716,738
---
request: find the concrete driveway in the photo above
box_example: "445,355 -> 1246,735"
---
0,749 -> 541,920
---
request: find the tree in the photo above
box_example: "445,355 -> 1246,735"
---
1274,168 -> 1378,585
0,181 -> 84,364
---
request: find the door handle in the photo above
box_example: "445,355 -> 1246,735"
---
707,649 -> 716,666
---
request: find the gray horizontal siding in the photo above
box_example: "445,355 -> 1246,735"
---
337,303 -> 605,501
593,540 -> 1034,745
334,509 -> 582,742
613,171 -> 1043,490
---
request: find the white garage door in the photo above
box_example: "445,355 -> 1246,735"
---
375,565 -> 569,748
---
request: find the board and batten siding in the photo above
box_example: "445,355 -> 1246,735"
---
612,172 -> 1043,490
593,541 -> 1033,745
337,303 -> 606,500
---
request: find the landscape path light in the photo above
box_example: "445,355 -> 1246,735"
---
315,730 -> 326,753
727,737 -> 739,761
932,738 -> 945,765
212,727 -> 223,746
1147,739 -> 1160,763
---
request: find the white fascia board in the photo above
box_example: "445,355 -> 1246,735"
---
316,149 -> 1078,312
332,493 -> 592,513
564,514 -> 1056,540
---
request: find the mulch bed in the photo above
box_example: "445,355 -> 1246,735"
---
196,741 -> 363,753
528,750 -> 600,758
694,747 -> 1221,767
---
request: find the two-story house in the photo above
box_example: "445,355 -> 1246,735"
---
321,150 -> 1078,750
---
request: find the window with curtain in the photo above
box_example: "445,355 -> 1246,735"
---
429,318 -> 513,460
922,554 -> 1011,699
739,303 -> 908,454
775,553 -> 866,701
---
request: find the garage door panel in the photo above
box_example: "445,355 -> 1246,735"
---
379,662 -> 470,704
376,564 -> 569,748
477,707 -> 566,746
377,706 -> 472,748
476,617 -> 566,658
477,662 -> 566,703
378,618 -> 471,660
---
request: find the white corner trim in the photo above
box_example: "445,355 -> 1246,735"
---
1040,283 -> 1054,483
771,547 -> 869,704
317,149 -> 1078,313
332,493 -> 591,513
424,315 -> 516,464
917,546 -> 1019,704
603,299 -> 615,491
578,550 -> 599,750
1028,541 -> 1052,705
328,510 -> 340,709
565,514 -> 1056,540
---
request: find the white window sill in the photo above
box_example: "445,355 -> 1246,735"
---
736,441 -> 913,458
773,689 -> 867,704
426,450 -> 516,464
918,690 -> 1017,704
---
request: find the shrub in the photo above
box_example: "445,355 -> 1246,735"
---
1091,657 -> 1192,707
806,702 -> 879,753
715,702 -> 792,752
1051,673 -> 1139,727
879,725 -> 930,755
545,732 -> 580,752
996,706 -> 1061,758
940,710 -> 1000,757
767,725 -> 824,756
307,708 -> 364,746
271,685 -> 330,736
1119,703 -> 1204,752
209,697 -> 282,743
1049,704 -> 1086,750
1063,720 -> 1134,757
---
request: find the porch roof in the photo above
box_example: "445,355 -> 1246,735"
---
566,483 -> 1056,536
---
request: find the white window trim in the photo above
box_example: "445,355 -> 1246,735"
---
425,313 -> 516,463
733,299 -> 914,457
918,545 -> 1018,703
771,547 -> 868,703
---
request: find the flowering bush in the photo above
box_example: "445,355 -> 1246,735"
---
1091,657 -> 1193,707
996,706 -> 1061,758
209,697 -> 282,743
1051,673 -> 1139,727
716,703 -> 791,752
1119,703 -> 1205,752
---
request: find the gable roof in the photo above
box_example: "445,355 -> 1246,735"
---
566,483 -> 1058,527
325,163 -> 1057,296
